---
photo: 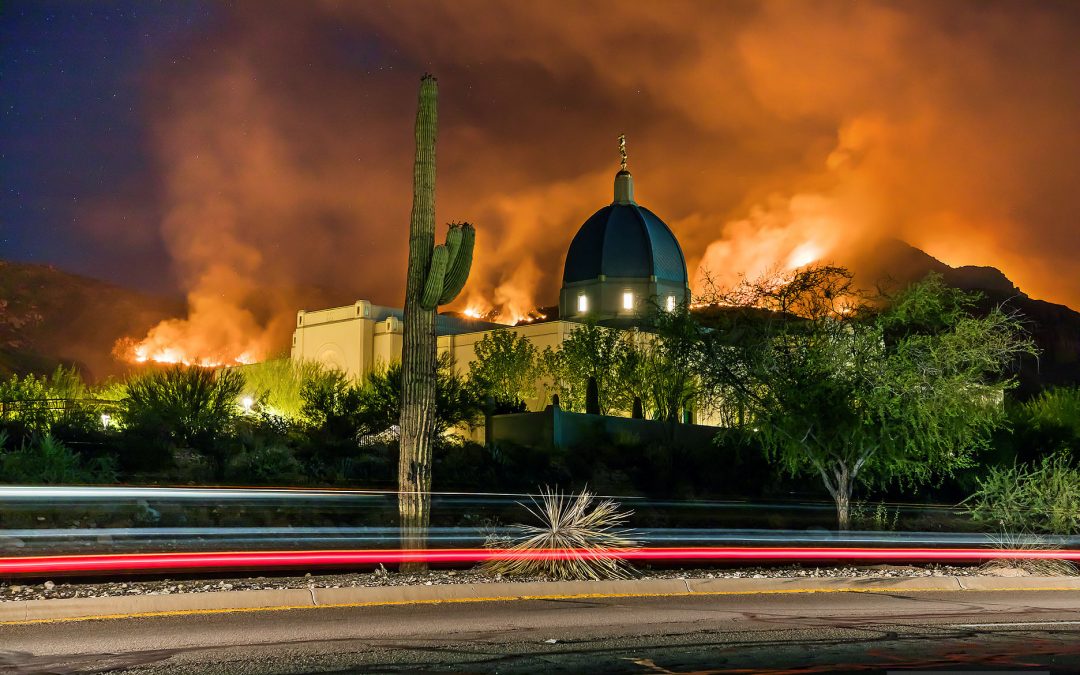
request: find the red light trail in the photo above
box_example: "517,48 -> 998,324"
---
2,547 -> 1079,577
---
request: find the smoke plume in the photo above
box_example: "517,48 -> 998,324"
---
115,1 -> 1080,361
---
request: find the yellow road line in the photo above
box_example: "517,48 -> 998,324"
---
2,585 -> 1078,627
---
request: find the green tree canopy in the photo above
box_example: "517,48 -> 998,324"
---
468,329 -> 538,411
700,267 -> 1036,529
622,303 -> 706,423
541,322 -> 633,415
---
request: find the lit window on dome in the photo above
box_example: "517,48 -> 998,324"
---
577,294 -> 588,313
666,295 -> 676,312
623,291 -> 634,310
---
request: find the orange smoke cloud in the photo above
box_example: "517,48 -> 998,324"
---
110,1 -> 1080,363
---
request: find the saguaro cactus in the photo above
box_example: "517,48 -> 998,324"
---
398,74 -> 475,568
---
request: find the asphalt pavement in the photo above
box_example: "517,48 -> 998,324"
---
3,587 -> 1080,673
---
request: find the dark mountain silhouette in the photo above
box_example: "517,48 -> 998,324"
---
0,260 -> 185,380
3,242 -> 1077,393
0,260 -> 370,382
845,239 -> 1079,396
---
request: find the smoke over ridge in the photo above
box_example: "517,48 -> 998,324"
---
114,1 -> 1080,362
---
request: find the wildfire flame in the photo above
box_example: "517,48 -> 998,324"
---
459,303 -> 547,325
115,337 -> 258,369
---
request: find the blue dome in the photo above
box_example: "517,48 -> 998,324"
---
563,200 -> 688,285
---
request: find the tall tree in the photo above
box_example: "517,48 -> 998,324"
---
468,329 -> 538,411
398,75 -> 475,565
543,322 -> 632,415
624,303 -> 704,423
700,267 -> 1035,529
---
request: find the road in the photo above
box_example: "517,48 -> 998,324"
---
3,588 -> 1080,673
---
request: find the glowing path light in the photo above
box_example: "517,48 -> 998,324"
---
3,547 -> 1080,577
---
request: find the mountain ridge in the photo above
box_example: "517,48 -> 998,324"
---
2,244 -> 1077,393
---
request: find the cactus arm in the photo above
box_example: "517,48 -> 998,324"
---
443,223 -> 464,270
420,244 -> 449,310
438,223 -> 475,305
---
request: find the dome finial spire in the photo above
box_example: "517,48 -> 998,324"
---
614,133 -> 634,204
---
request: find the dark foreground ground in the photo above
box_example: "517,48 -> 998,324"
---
3,588 -> 1080,674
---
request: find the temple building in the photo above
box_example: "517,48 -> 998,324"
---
291,140 -> 691,415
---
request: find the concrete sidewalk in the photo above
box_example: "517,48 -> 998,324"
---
4,574 -> 1080,625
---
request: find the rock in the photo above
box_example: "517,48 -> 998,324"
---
43,581 -> 55,590
10,585 -> 22,593
544,639 -> 558,644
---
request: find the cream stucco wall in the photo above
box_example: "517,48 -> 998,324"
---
290,300 -> 376,380
292,299 -> 583,412
291,299 -> 719,425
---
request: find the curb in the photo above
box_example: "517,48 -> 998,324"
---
4,575 -> 1080,625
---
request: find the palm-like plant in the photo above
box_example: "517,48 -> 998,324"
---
485,487 -> 639,580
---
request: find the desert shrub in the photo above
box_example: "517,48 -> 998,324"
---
851,501 -> 901,531
120,366 -> 245,450
1025,387 -> 1080,437
117,366 -> 245,475
299,358 -> 481,458
225,445 -> 306,485
483,487 -> 638,580
358,357 -> 481,438
297,368 -> 367,460
963,451 -> 1080,534
238,358 -> 329,421
0,366 -> 99,439
978,528 -> 1078,576
0,433 -> 116,484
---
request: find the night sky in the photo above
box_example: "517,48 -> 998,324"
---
1,2 -> 213,292
3,1 -> 1080,360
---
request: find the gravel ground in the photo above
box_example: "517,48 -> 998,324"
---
0,563 -> 987,603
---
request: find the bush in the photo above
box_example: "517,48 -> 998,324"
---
225,445 -> 306,485
117,366 -> 245,475
121,366 -> 245,451
0,366 -> 98,439
483,487 -> 639,580
0,433 -> 117,484
963,451 -> 1080,534
1025,387 -> 1080,437
238,358 -> 329,421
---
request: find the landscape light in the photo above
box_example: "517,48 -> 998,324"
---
100,413 -> 111,430
241,396 -> 254,411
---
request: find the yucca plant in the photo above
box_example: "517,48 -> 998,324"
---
484,487 -> 639,581
980,527 -> 1078,577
